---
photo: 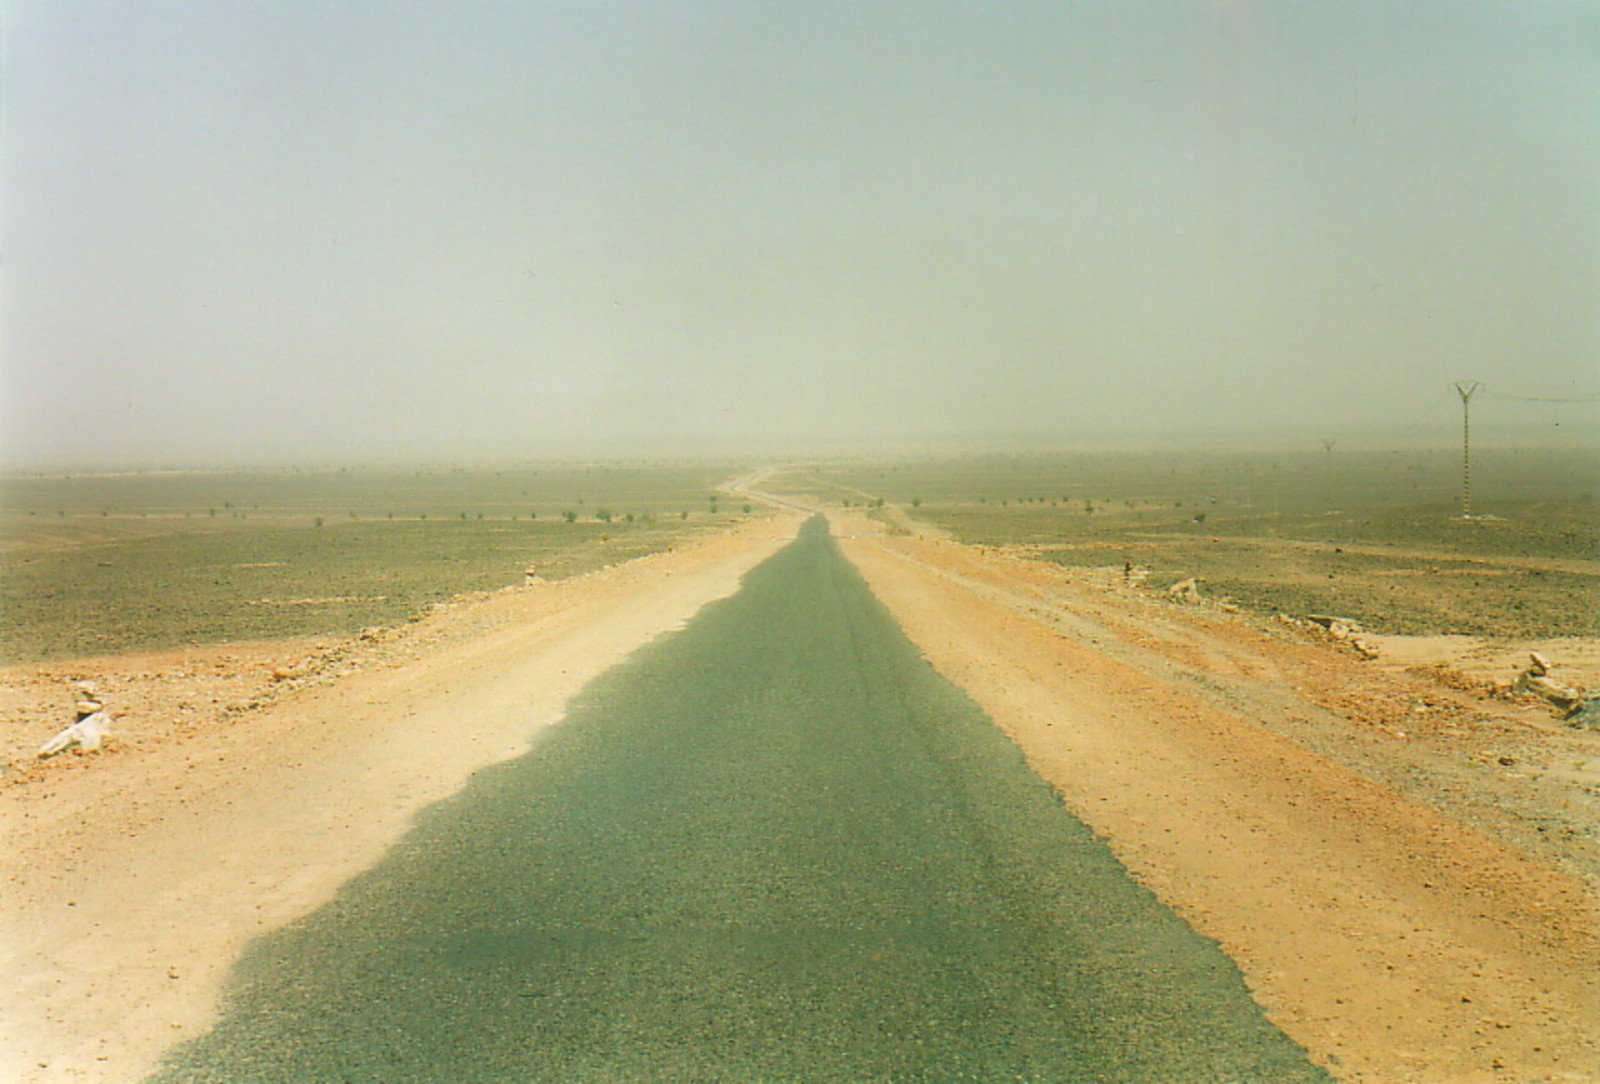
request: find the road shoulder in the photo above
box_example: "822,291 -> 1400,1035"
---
836,512 -> 1600,1084
1,514 -> 801,1084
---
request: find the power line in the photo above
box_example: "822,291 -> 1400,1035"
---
1481,389 -> 1600,404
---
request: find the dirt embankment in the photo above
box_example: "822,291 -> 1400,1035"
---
835,510 -> 1600,1084
0,515 -> 803,1084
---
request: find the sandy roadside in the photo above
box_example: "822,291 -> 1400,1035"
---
9,498 -> 1598,1084
0,513 -> 802,1084
833,510 -> 1600,1084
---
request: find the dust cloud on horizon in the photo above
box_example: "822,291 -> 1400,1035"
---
4,2 -> 1596,471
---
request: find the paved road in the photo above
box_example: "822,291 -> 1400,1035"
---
149,517 -> 1329,1083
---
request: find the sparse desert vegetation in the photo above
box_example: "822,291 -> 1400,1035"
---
763,446 -> 1600,639
0,463 -> 763,661
6,452 -> 1600,1084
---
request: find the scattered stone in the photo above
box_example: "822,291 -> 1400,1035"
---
1511,653 -> 1585,713
1307,614 -> 1364,638
1298,614 -> 1378,659
1566,699 -> 1599,731
1516,673 -> 1582,710
1166,577 -> 1202,604
38,681 -> 115,758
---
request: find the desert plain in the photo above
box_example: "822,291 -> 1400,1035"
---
3,448 -> 1598,1083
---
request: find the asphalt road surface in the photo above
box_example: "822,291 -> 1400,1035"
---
148,517 -> 1330,1083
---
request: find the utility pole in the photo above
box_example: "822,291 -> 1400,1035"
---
1453,381 -> 1482,518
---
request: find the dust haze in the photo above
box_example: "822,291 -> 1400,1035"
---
3,1 -> 1596,469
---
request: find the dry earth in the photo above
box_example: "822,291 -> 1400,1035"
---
834,509 -> 1600,1084
4,500 -> 1600,1084
0,515 -> 802,1084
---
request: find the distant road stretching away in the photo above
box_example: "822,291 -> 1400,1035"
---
148,517 -> 1329,1083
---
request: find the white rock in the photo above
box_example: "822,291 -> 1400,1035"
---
38,710 -> 114,757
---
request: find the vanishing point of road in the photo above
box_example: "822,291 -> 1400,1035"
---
149,517 -> 1329,1083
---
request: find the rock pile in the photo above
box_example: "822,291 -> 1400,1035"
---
1165,577 -> 1203,604
1510,652 -> 1594,726
1300,614 -> 1381,660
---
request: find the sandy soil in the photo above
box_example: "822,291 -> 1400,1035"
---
834,510 -> 1600,1084
0,514 -> 802,1084
6,500 -> 1599,1083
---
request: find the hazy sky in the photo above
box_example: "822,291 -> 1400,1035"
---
4,1 -> 1597,467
